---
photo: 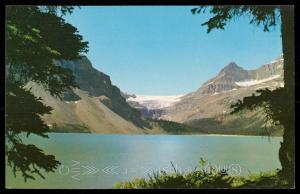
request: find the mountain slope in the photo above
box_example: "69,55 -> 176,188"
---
27,56 -> 197,134
161,56 -> 284,135
55,56 -> 144,127
24,56 -> 152,134
28,83 -> 202,134
27,83 -> 144,134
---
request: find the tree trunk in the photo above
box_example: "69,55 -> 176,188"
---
279,5 -> 295,187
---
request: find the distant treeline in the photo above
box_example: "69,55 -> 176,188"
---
147,118 -> 207,134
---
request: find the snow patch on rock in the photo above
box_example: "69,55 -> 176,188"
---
235,74 -> 281,87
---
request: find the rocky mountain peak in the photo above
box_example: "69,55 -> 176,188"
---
220,62 -> 245,74
195,62 -> 249,95
226,61 -> 239,68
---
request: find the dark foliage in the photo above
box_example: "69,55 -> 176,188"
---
191,5 -> 279,33
192,5 -> 294,186
230,88 -> 285,128
6,82 -> 52,137
5,5 -> 88,181
6,5 -> 88,97
148,118 -> 206,134
114,159 -> 287,189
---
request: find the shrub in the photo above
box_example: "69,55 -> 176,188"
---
113,158 -> 286,189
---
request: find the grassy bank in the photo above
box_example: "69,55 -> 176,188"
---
113,159 -> 289,189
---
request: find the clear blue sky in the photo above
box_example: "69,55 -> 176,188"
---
64,6 -> 282,95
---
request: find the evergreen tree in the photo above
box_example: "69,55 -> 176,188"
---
5,5 -> 88,181
191,5 -> 294,186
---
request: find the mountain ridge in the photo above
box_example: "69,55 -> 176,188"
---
28,55 -> 284,135
55,56 -> 145,127
28,56 -> 198,134
27,56 -> 151,133
126,55 -> 284,136
160,55 -> 284,135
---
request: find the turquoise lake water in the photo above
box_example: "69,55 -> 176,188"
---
5,133 -> 282,189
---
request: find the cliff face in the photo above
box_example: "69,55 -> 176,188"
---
248,56 -> 283,80
55,56 -> 144,127
57,57 -> 113,97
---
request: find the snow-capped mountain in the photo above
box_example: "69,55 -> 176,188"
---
160,55 -> 284,135
193,56 -> 283,96
123,55 -> 284,136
